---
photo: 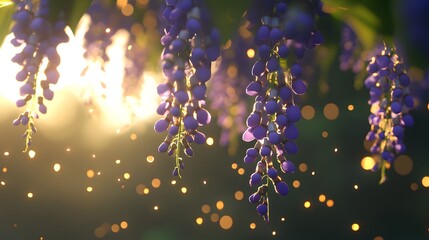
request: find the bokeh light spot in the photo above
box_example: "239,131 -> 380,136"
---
292,180 -> 300,188
216,200 -> 224,210
250,223 -> 256,229
319,194 -> 326,202
374,236 -> 384,240
202,204 -> 211,214
361,156 -> 375,170
301,105 -> 315,120
322,131 -> 329,138
196,217 -> 203,225
53,163 -> 61,172
181,187 -> 187,194
422,176 -> 429,187
27,192 -> 33,198
247,48 -> 255,58
130,133 -> 137,140
304,201 -> 311,208
231,163 -> 238,170
120,221 -> 128,229
121,4 -> 134,16
351,223 -> 360,231
324,103 -> 339,120
237,168 -> 245,175
393,155 -> 413,176
152,178 -> 161,188
326,199 -> 334,207
299,163 -> 308,172
227,65 -> 237,78
117,0 -> 127,8
234,191 -> 244,201
87,169 -> 95,178
410,183 -> 418,191
146,155 -> 154,163
206,137 -> 214,146
136,184 -> 146,195
111,224 -> 120,233
210,213 -> 219,222
123,172 -> 131,180
87,187 -> 93,192
348,104 -> 355,111
28,150 -> 36,159
94,227 -> 107,238
219,215 -> 233,230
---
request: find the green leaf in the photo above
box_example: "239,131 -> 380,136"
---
205,0 -> 249,44
47,0 -> 92,34
0,2 -> 14,47
323,1 -> 381,51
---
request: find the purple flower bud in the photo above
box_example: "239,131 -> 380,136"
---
281,161 -> 295,173
274,181 -> 289,195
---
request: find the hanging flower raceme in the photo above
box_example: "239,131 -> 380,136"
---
11,0 -> 69,151
243,0 -> 323,223
339,24 -> 363,73
80,0 -> 131,109
82,0 -> 124,68
364,46 -> 414,184
154,0 -> 220,177
122,33 -> 147,101
209,34 -> 254,153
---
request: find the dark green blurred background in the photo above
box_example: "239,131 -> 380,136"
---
1,67 -> 428,239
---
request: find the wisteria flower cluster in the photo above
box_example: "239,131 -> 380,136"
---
154,0 -> 220,177
243,0 -> 323,222
339,24 -> 363,73
364,46 -> 414,183
82,0 -> 125,68
11,0 -> 69,151
209,35 -> 254,153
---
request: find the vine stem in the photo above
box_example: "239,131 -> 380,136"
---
23,37 -> 43,152
175,105 -> 184,178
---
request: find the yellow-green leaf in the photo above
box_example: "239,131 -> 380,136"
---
0,2 -> 14,47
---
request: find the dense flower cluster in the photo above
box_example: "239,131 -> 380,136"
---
244,0 -> 323,222
82,0 -> 124,67
11,0 -> 69,151
122,34 -> 147,101
365,46 -> 414,183
209,35 -> 254,153
80,0 -> 128,108
154,0 -> 220,177
339,24 -> 363,73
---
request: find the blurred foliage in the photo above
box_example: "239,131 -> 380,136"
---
0,1 -> 14,47
46,0 -> 92,34
205,0 -> 248,44
1,0 -> 427,68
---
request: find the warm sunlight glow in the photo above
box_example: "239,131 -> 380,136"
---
0,15 -> 160,139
